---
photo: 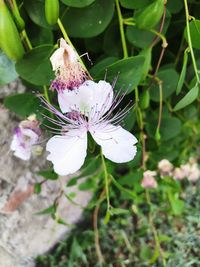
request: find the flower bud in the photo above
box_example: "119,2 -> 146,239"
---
45,0 -> 59,25
173,167 -> 185,180
141,170 -> 157,189
0,0 -> 24,61
140,89 -> 150,109
158,159 -> 173,176
135,0 -> 164,30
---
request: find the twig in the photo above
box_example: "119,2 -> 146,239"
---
93,189 -> 106,266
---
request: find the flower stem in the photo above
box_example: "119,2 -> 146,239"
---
145,190 -> 166,267
100,149 -> 110,212
184,0 -> 200,83
115,0 -> 128,58
155,80 -> 163,141
21,29 -> 32,50
43,85 -> 51,103
93,188 -> 105,266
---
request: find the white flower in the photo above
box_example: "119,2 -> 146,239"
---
50,38 -> 78,71
158,159 -> 173,176
141,170 -> 157,189
40,80 -> 137,176
50,38 -> 86,91
10,116 -> 41,160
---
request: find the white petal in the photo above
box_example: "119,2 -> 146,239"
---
10,135 -> 31,160
50,47 -> 65,71
60,38 -> 78,63
10,128 -> 38,161
50,39 -> 78,71
58,80 -> 113,115
58,83 -> 93,114
90,124 -> 137,163
89,80 -> 113,115
46,129 -> 87,176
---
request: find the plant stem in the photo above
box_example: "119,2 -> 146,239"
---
184,0 -> 200,83
43,85 -> 51,103
151,4 -> 166,48
115,0 -> 128,58
135,87 -> 146,168
145,190 -> 166,267
156,80 -> 163,139
123,21 -> 135,26
93,189 -> 105,266
100,150 -> 110,212
21,30 -> 32,50
150,29 -> 168,48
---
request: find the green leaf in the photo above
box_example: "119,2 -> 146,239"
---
150,68 -> 179,101
4,93 -> 40,117
184,19 -> 200,49
126,25 -> 154,49
103,23 -> 122,57
120,0 -> 151,9
38,169 -> 58,180
146,116 -> 182,141
61,0 -> 115,38
24,0 -> 54,29
95,56 -> 145,93
168,192 -> 184,215
34,183 -> 42,194
174,83 -> 199,111
0,50 -> 18,85
61,0 -> 95,8
109,207 -> 130,215
28,26 -> 53,46
35,204 -> 57,215
15,45 -> 54,86
167,0 -> 183,14
89,57 -> 118,76
176,50 -> 188,95
78,177 -> 97,191
139,47 -> 152,81
67,156 -> 101,186
70,238 -> 87,263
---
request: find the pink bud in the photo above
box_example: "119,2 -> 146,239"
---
173,167 -> 185,180
141,170 -> 157,189
158,159 -> 173,176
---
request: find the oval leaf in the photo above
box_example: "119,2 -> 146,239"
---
24,0 -> 54,29
184,20 -> 200,49
0,50 -> 18,85
61,0 -> 115,38
4,93 -> 40,117
173,84 -> 199,111
176,50 -> 188,95
150,68 -> 179,102
15,45 -> 54,86
120,0 -> 151,9
95,56 -> 145,93
61,0 -> 95,7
